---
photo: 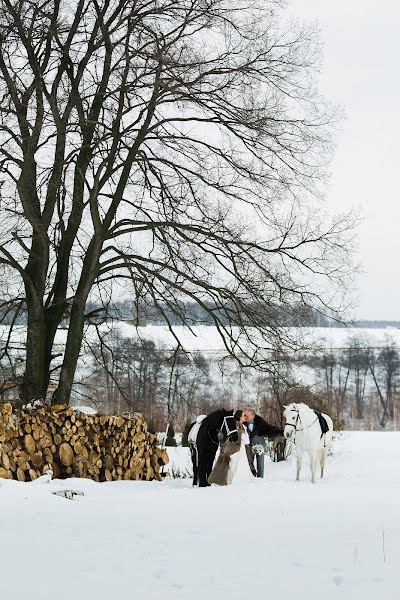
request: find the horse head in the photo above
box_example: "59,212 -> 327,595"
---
282,403 -> 300,440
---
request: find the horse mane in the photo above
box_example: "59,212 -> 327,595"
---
287,402 -> 311,409
283,402 -> 313,417
295,403 -> 311,412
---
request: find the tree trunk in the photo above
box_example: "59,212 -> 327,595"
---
52,236 -> 102,405
20,296 -> 48,404
52,298 -> 86,405
20,227 -> 50,403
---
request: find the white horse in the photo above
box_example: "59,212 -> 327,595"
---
283,403 -> 333,483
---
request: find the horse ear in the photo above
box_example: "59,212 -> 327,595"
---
282,405 -> 288,410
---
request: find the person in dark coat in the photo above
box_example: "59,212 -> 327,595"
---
189,408 -> 241,487
243,408 -> 284,477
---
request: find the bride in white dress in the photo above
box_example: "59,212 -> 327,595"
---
227,416 -> 256,484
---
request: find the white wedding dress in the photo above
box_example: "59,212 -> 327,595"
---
227,425 -> 256,484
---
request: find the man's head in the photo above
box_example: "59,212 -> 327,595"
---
243,408 -> 256,422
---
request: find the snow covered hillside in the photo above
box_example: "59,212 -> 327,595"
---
0,432 -> 398,600
3,323 -> 400,356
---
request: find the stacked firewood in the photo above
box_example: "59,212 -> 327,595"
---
0,403 -> 168,482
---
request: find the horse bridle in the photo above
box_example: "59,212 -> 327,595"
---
285,407 -> 319,440
285,407 -> 300,433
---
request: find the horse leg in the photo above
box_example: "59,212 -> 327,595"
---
296,452 -> 302,482
197,448 -> 210,487
310,452 -> 317,484
320,448 -> 326,478
190,445 -> 198,486
196,428 -> 211,487
196,428 -> 218,487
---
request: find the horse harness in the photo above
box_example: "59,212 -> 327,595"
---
189,412 -> 237,467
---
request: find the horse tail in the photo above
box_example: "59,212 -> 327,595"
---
320,413 -> 334,446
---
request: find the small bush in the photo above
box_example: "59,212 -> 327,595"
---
165,422 -> 177,447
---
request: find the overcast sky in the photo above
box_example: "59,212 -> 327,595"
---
289,0 -> 400,320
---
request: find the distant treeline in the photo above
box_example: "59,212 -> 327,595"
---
1,298 -> 398,329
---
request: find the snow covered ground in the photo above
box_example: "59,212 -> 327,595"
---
0,432 -> 399,600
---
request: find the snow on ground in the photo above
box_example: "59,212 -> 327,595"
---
0,432 -> 399,600
70,405 -> 98,415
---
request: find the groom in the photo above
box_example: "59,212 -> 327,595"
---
243,408 -> 284,477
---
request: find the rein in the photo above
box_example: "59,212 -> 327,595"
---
208,429 -> 220,446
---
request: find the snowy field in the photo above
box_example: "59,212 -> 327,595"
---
0,432 -> 399,600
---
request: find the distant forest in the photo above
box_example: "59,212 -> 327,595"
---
1,298 -> 398,329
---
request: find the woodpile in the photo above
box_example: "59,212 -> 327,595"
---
0,403 -> 168,482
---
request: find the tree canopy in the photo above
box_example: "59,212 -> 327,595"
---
0,0 -> 356,405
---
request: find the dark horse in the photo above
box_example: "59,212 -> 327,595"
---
188,409 -> 241,487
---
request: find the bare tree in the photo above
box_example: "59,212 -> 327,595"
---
164,347 -> 212,428
345,337 -> 370,420
82,329 -> 213,428
315,349 -> 337,412
311,339 -> 370,421
368,338 -> 400,427
0,0 -> 356,405
254,346 -> 298,427
83,329 -> 166,416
